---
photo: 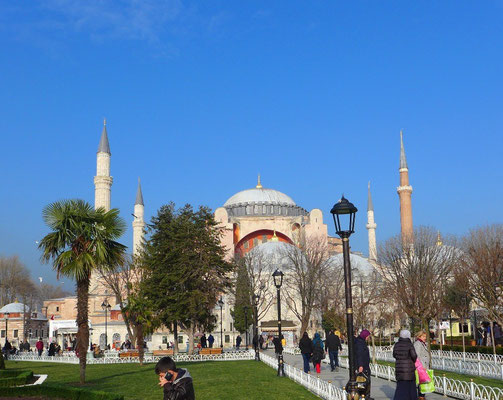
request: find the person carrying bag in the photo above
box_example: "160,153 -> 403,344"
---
413,330 -> 435,399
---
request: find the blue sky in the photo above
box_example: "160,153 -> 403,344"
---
1,1 -> 502,291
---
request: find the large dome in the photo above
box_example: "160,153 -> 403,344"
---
224,187 -> 296,207
0,302 -> 27,314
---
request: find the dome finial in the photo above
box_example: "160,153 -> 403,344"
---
436,231 -> 443,246
270,230 -> 279,242
103,117 -> 107,126
256,174 -> 263,189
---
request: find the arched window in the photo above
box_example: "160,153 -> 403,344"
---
113,333 -> 121,343
99,333 -> 106,348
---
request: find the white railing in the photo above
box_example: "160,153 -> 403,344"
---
336,357 -> 503,400
8,350 -> 255,364
370,350 -> 503,380
370,346 -> 503,364
260,352 -> 346,400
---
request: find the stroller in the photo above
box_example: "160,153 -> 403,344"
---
346,371 -> 371,399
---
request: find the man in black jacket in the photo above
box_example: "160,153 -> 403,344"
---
325,330 -> 343,372
354,329 -> 372,400
156,356 -> 195,400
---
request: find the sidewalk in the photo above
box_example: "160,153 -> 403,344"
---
264,350 -> 445,400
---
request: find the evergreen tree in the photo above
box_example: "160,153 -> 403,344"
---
140,203 -> 234,354
231,260 -> 253,334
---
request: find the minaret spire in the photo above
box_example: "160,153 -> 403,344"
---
399,129 -> 407,169
135,177 -> 144,206
97,118 -> 111,154
94,119 -> 113,211
397,130 -> 413,245
133,177 -> 145,256
366,181 -> 377,261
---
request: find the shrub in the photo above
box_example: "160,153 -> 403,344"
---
0,370 -> 33,387
0,383 -> 124,399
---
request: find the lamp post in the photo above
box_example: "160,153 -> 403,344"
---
218,298 -> 224,349
4,312 -> 10,342
253,293 -> 260,361
330,195 -> 358,398
272,269 -> 285,377
243,305 -> 249,349
101,299 -> 111,350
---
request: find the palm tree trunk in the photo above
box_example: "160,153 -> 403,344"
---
136,324 -> 144,365
76,277 -> 90,384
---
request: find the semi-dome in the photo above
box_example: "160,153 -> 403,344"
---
0,302 -> 28,314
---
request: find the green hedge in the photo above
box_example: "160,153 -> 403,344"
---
0,383 -> 124,399
430,344 -> 503,355
0,370 -> 33,387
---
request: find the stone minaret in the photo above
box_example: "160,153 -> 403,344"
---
397,130 -> 413,244
132,178 -> 145,256
94,119 -> 112,211
366,181 -> 377,261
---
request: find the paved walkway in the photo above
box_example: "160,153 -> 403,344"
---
264,350 -> 446,399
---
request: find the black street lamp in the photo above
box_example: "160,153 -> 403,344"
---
101,299 -> 111,350
4,312 -> 10,341
253,293 -> 260,361
218,298 -> 224,349
243,305 -> 249,349
330,195 -> 358,398
272,269 -> 285,377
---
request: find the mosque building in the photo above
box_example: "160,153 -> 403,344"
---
37,121 -> 414,350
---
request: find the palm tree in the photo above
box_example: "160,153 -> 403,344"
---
38,199 -> 126,384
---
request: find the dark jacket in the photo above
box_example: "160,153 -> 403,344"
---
354,336 -> 370,372
163,368 -> 195,400
312,337 -> 324,364
273,337 -> 283,353
326,333 -> 342,352
393,337 -> 417,381
299,335 -> 313,354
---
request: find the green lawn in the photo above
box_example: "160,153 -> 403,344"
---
4,360 -> 320,400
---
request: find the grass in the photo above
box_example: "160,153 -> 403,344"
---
4,360 -> 320,400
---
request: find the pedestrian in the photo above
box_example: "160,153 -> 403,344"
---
494,323 -> 502,346
36,338 -> 44,356
252,333 -> 259,351
48,341 -> 56,357
312,332 -> 324,374
2,339 -> 12,360
392,329 -> 418,400
236,335 -> 242,350
208,334 -> 214,348
326,330 -> 343,372
476,324 -> 484,346
281,334 -> 286,348
273,335 -> 283,357
414,330 -> 431,400
259,335 -> 264,350
22,339 -> 30,352
355,329 -> 372,400
200,334 -> 207,349
155,356 -> 195,400
298,331 -> 313,373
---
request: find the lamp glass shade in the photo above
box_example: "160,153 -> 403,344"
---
272,269 -> 284,289
330,195 -> 358,234
253,294 -> 260,306
218,298 -> 224,308
4,312 -> 9,319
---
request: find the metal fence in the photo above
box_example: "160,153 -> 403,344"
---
370,350 -> 503,380
260,352 -> 346,400
336,356 -> 503,400
7,350 -> 255,364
